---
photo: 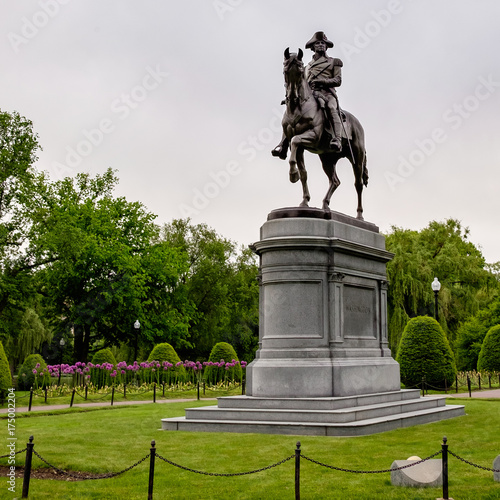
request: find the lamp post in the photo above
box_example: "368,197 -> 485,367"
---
431,277 -> 441,322
58,338 -> 65,386
134,320 -> 141,361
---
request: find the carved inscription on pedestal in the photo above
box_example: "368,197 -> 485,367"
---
343,285 -> 376,338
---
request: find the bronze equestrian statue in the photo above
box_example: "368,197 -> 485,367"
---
272,31 -> 368,220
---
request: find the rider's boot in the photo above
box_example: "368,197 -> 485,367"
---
271,137 -> 289,160
327,108 -> 343,152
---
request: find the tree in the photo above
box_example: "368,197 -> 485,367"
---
396,316 -> 457,389
0,110 -> 48,360
28,169 -> 193,361
161,219 -> 259,359
386,219 -> 498,353
477,325 -> 500,372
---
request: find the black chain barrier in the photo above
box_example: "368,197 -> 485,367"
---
155,452 -> 294,476
448,449 -> 500,472
32,449 -> 150,480
12,435 -> 500,499
0,447 -> 27,459
301,450 -> 443,474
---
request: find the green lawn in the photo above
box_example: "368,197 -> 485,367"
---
2,399 -> 500,499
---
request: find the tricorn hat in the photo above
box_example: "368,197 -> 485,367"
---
305,31 -> 334,50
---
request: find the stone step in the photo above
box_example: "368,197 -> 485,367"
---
185,396 -> 446,424
217,389 -> 422,411
162,404 -> 465,437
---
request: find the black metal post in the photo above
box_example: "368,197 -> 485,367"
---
434,290 -> 439,322
455,375 -> 458,393
203,382 -> 206,395
153,382 -> 156,403
162,382 -> 165,397
44,386 -> 48,403
467,376 -> 472,397
111,386 -> 115,406
148,440 -> 156,500
242,379 -> 245,395
70,388 -> 75,407
489,374 -> 492,389
22,436 -> 34,499
295,441 -> 301,500
197,382 -> 200,400
28,388 -> 33,412
85,384 -> 88,400
442,436 -> 449,500
124,383 -> 127,399
478,373 -> 481,391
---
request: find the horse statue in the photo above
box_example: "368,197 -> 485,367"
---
271,48 -> 368,220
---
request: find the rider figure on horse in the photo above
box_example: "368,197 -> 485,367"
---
305,31 -> 343,152
272,31 -> 344,159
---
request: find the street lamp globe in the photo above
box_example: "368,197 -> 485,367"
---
431,277 -> 441,292
134,320 -> 141,330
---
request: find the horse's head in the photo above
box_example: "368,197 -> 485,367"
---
283,47 -> 305,84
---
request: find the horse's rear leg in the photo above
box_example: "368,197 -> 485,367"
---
354,150 -> 366,220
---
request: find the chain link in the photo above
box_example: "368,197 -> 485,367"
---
32,450 -> 150,480
0,447 -> 27,459
448,449 -> 500,472
155,452 -> 294,477
301,450 -> 442,474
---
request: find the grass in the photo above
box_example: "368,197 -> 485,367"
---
2,398 -> 500,499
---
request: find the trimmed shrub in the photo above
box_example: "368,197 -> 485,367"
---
205,342 -> 242,385
90,348 -> 117,387
91,348 -> 117,366
18,354 -> 50,390
147,343 -> 185,383
477,325 -> 500,372
396,316 -> 456,389
455,318 -> 487,371
0,341 -> 13,397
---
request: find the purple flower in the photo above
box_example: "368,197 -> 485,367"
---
32,369 -> 37,374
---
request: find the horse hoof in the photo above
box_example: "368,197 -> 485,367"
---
299,200 -> 309,207
289,170 -> 300,183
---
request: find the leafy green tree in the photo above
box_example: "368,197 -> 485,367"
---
0,110 -> 46,362
26,170 -> 192,362
477,325 -> 500,372
162,219 -> 259,360
396,316 -> 457,389
386,219 -> 497,353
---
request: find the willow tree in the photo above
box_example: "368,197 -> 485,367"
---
386,219 -> 497,354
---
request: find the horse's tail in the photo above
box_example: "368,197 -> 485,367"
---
362,151 -> 369,187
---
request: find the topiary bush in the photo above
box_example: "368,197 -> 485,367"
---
396,316 -> 457,389
18,354 -> 50,390
147,343 -> 185,383
0,341 -> 13,398
91,348 -> 117,366
205,342 -> 242,385
90,348 -> 117,387
477,324 -> 500,372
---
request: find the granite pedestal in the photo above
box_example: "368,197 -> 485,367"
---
162,209 -> 465,436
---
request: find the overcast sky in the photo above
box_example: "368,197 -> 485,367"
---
2,1 -> 500,264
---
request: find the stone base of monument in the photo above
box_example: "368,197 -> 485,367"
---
161,209 -> 465,436
391,459 -> 442,488
161,390 -> 464,436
